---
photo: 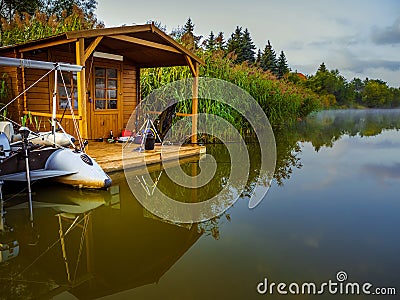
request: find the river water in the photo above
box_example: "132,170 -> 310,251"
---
1,109 -> 399,299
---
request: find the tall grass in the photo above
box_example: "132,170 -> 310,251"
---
141,49 -> 321,141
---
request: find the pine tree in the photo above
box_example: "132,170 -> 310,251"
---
256,49 -> 262,65
226,26 -> 243,61
181,17 -> 201,50
260,40 -> 277,75
226,27 -> 256,63
317,62 -> 327,73
215,31 -> 225,50
183,17 -> 195,34
205,31 -> 216,51
277,51 -> 290,79
242,28 -> 255,63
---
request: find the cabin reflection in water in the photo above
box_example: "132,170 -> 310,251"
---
0,177 -> 203,299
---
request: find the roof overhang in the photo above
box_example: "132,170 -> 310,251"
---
0,24 -> 204,69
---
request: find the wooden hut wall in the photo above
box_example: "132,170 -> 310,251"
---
0,51 -> 24,124
122,62 -> 138,129
24,50 -> 51,123
48,45 -> 79,136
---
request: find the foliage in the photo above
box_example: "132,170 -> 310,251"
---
204,31 -> 216,51
260,40 -> 278,75
214,31 -> 225,50
179,17 -> 202,50
305,63 -> 400,108
226,26 -> 256,64
277,51 -> 290,79
141,49 -> 321,137
0,0 -> 42,22
0,3 -> 103,46
42,0 -> 98,16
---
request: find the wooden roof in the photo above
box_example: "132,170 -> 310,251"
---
0,24 -> 204,68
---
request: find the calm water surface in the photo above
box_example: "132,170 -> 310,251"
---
1,109 -> 400,299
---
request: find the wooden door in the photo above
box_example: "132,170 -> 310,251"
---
89,62 -> 122,139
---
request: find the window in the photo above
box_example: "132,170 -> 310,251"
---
94,67 -> 118,110
58,72 -> 78,109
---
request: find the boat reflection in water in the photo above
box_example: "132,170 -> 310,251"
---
0,164 -> 204,299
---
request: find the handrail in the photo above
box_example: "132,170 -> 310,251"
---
22,110 -> 82,120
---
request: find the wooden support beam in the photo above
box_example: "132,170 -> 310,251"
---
191,62 -> 199,144
84,36 -> 103,61
145,111 -> 193,117
185,55 -> 196,77
23,111 -> 82,120
20,38 -> 77,52
109,35 -> 181,54
66,24 -> 152,39
76,38 -> 88,139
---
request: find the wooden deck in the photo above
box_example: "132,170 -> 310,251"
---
86,141 -> 206,173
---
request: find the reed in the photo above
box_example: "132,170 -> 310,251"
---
141,50 -> 321,142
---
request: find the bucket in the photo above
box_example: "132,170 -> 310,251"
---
144,130 -> 155,150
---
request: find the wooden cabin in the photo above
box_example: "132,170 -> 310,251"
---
0,24 -> 203,142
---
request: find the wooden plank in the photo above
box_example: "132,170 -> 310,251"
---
109,35 -> 181,54
66,24 -> 152,39
25,104 -> 50,111
20,38 -> 77,52
23,110 -> 82,120
84,36 -> 103,61
76,38 -> 88,139
185,55 -> 196,77
145,110 -> 193,117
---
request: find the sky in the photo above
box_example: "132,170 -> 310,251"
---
96,0 -> 400,87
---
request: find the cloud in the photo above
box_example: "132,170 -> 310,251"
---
362,163 -> 400,182
371,17 -> 400,45
327,48 -> 400,75
349,59 -> 400,73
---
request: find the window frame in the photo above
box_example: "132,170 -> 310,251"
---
94,66 -> 119,111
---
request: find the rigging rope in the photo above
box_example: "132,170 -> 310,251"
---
58,69 -> 84,150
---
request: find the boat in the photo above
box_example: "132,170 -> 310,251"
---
0,57 -> 111,189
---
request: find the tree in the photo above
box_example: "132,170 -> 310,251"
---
41,0 -> 98,16
242,28 -> 255,63
215,31 -> 225,50
277,50 -> 289,79
0,0 -> 42,22
181,17 -> 201,50
226,26 -> 243,62
255,49 -> 262,65
362,80 -> 390,107
205,31 -> 216,51
317,62 -> 327,73
183,17 -> 194,34
350,77 -> 364,103
307,65 -> 355,106
0,3 -> 102,46
260,40 -> 277,75
226,26 -> 255,64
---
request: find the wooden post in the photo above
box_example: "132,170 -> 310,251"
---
191,62 -> 199,144
76,38 -> 88,139
20,52 -> 27,113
